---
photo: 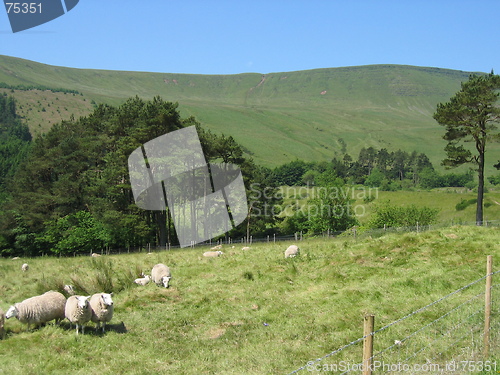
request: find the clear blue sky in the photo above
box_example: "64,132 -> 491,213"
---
1,0 -> 499,75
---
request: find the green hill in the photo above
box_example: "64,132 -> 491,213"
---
2,54 -> 499,171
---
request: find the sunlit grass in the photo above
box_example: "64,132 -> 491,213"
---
0,225 -> 499,374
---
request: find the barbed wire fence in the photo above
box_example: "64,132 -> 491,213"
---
102,219 -> 500,255
287,256 -> 500,375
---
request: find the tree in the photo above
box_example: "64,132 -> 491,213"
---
302,177 -> 358,234
433,73 -> 500,225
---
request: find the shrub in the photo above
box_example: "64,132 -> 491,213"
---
368,201 -> 439,229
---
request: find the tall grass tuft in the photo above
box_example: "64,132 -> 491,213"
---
90,257 -> 114,293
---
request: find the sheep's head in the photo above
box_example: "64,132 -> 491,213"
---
162,276 -> 172,288
64,285 -> 75,295
76,295 -> 90,308
5,305 -> 18,319
217,251 -> 224,255
101,293 -> 113,306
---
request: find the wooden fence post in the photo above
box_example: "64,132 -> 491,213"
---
363,315 -> 375,375
484,255 -> 493,357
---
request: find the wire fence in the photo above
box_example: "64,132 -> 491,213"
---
287,258 -> 500,375
101,219 -> 500,256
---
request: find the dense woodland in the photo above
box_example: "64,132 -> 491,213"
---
0,93 -> 487,256
0,95 -> 280,256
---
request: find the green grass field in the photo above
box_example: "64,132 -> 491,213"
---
1,225 -> 499,374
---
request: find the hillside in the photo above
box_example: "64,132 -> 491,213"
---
2,54 -> 499,171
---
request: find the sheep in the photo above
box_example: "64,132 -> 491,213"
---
21,263 -> 29,272
242,246 -> 251,251
89,293 -> 114,333
210,244 -> 222,250
203,250 -> 224,258
5,291 -> 66,330
91,253 -> 101,257
0,307 -> 5,339
65,295 -> 92,335
134,274 -> 151,286
63,284 -> 75,296
151,263 -> 172,288
285,245 -> 300,258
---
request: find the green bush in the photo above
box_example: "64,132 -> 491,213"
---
368,201 -> 439,228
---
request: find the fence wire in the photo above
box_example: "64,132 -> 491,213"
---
287,270 -> 500,375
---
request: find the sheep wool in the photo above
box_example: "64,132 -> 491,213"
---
65,295 -> 92,335
5,291 -> 66,330
134,275 -> 151,286
21,263 -> 29,272
90,293 -> 114,333
285,245 -> 300,258
151,263 -> 172,288
0,307 -> 5,339
203,250 -> 224,258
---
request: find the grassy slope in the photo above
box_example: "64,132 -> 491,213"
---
0,226 -> 499,374
3,55 -> 500,172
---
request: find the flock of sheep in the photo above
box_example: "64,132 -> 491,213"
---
0,244 -> 300,339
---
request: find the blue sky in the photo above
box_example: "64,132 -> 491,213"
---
1,0 -> 499,75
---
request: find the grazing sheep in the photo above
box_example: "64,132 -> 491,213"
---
63,284 -> 75,296
134,274 -> 151,286
0,307 -> 5,339
65,295 -> 92,335
242,246 -> 251,251
89,293 -> 114,333
151,264 -> 172,288
203,250 -> 224,258
91,253 -> 101,257
210,244 -> 222,250
285,245 -> 300,258
21,263 -> 29,272
5,291 -> 66,330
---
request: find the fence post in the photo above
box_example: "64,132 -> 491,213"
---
484,255 -> 493,357
363,315 -> 375,375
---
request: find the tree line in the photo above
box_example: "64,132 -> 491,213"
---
0,96 -> 280,256
270,147 -> 474,190
0,82 -> 80,94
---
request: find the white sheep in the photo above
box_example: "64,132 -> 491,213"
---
242,246 -> 251,251
21,263 -> 29,272
134,274 -> 151,286
5,291 -> 66,330
65,295 -> 92,335
91,253 -> 101,257
210,244 -> 222,250
0,307 -> 5,339
151,264 -> 172,288
285,245 -> 300,258
63,284 -> 75,296
89,293 -> 114,333
203,250 -> 224,258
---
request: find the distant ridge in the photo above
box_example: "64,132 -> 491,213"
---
1,54 -> 496,170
